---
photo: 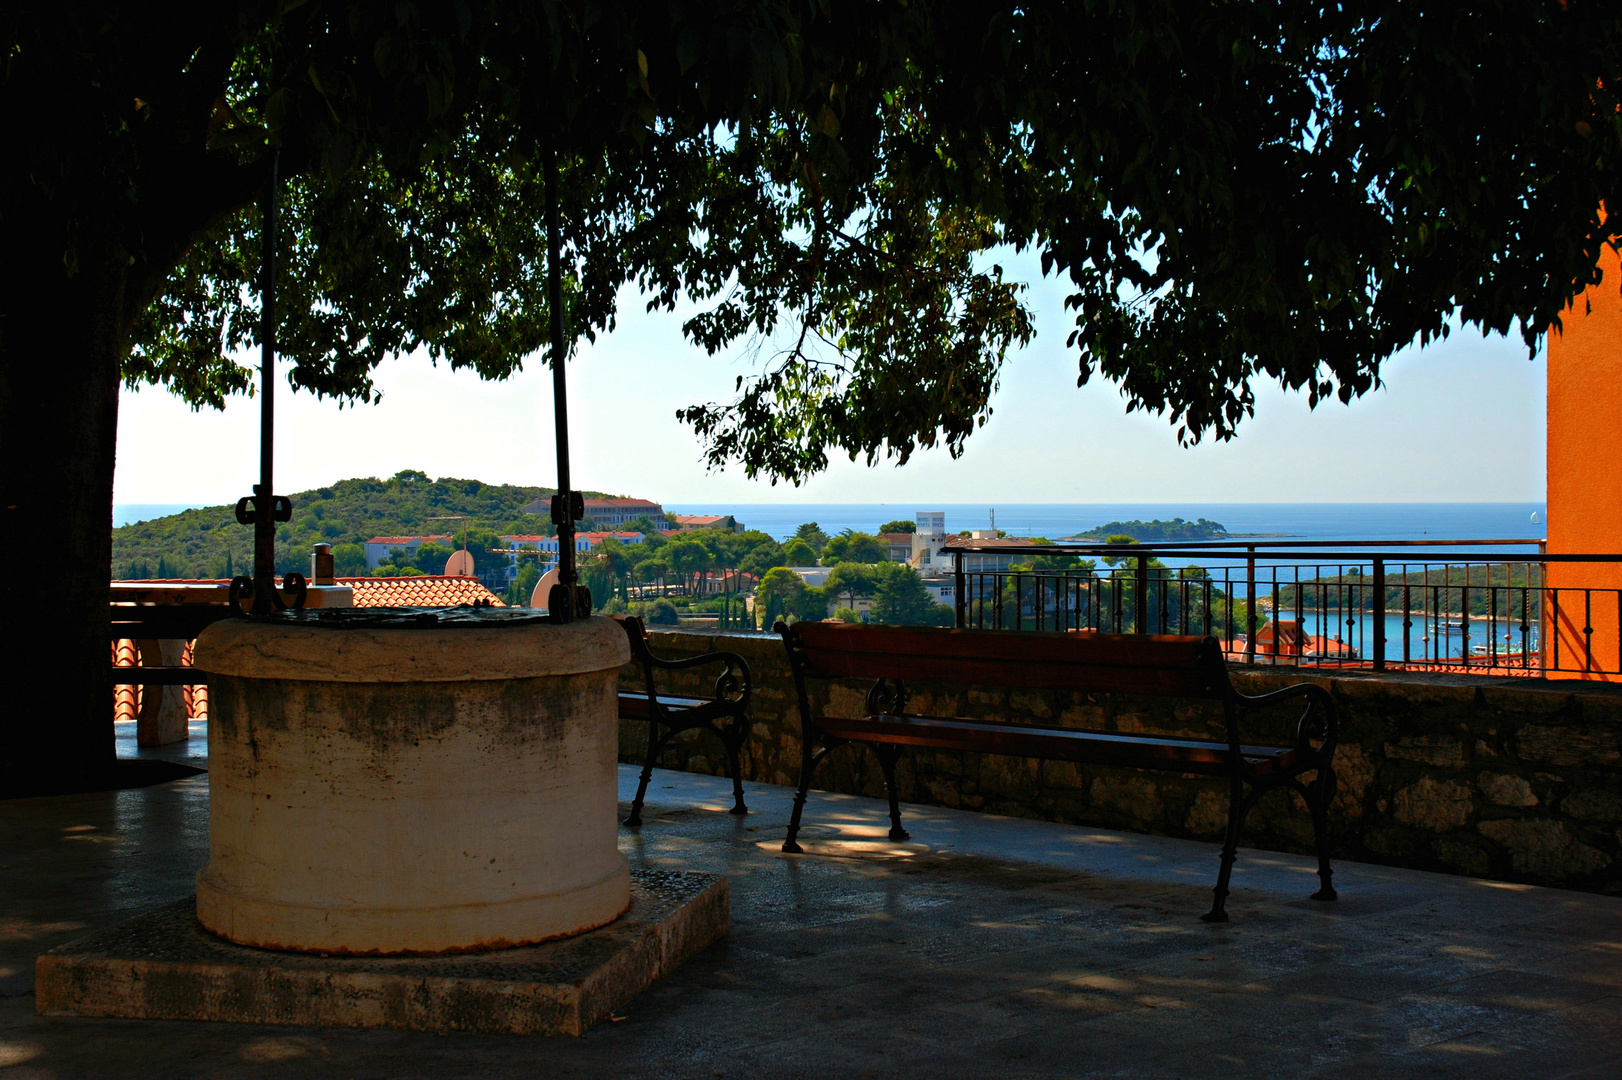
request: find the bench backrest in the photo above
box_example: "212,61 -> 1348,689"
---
783,622 -> 1232,701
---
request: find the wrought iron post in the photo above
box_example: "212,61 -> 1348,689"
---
1244,546 -> 1256,663
1538,540 -> 1550,674
954,550 -> 966,628
543,148 -> 591,622
1372,556 -> 1386,671
1134,553 -> 1148,633
230,148 -> 305,615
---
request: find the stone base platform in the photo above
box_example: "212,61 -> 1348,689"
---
35,869 -> 727,1037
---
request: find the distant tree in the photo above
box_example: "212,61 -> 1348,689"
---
878,520 -> 916,535
783,538 -> 818,566
584,537 -> 633,608
408,541 -> 454,574
871,565 -> 953,626
822,531 -> 886,565
824,562 -> 880,609
637,555 -> 672,596
757,567 -> 809,628
734,533 -> 789,580
506,561 -> 544,608
832,607 -> 862,624
663,540 -> 709,595
645,599 -> 681,626
372,565 -> 427,578
794,523 -> 830,553
331,543 -> 368,577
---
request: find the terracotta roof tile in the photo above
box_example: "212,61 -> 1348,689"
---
337,575 -> 506,608
942,536 -> 1040,549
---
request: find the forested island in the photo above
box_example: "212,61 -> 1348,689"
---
1066,518 -> 1230,543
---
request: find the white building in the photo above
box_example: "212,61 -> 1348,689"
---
497,532 -> 646,582
364,535 -> 453,570
911,511 -> 950,570
519,496 -> 665,527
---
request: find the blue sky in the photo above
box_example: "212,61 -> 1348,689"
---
113,250 -> 1546,505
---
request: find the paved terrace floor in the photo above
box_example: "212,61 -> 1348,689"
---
1,723 -> 1619,1079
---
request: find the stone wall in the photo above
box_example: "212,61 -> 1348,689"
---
619,629 -> 1622,895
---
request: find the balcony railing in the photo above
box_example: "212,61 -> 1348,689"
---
951,539 -> 1622,677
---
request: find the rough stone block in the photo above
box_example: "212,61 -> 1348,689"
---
35,870 -> 727,1037
1562,787 -> 1622,823
1478,772 -> 1539,808
1516,725 -> 1621,768
1477,819 -> 1612,880
1432,837 -> 1492,877
1392,778 -> 1475,832
1386,736 -> 1467,769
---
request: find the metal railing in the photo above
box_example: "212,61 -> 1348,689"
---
951,540 -> 1622,677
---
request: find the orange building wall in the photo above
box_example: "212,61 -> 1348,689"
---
1546,241 -> 1622,679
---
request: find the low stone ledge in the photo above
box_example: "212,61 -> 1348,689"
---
620,629 -> 1622,895
36,869 -> 728,1037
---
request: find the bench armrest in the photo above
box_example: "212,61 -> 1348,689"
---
642,648 -> 753,703
1233,681 -> 1337,759
617,617 -> 752,707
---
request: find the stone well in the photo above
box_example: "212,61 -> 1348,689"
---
191,609 -> 631,955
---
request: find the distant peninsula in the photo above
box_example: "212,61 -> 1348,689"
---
1065,517 -> 1230,543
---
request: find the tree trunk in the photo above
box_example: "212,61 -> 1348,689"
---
0,224 -> 127,795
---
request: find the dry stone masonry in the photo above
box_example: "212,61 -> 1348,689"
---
620,630 -> 1622,894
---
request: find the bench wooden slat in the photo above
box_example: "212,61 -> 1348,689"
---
617,692 -> 712,719
815,714 -> 1301,777
790,623 -> 1219,698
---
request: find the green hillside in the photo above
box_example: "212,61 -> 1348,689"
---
111,470 -> 620,580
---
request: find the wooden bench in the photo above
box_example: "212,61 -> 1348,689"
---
776,621 -> 1339,921
617,616 -> 754,827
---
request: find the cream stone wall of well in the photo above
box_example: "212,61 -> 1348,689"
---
193,616 -> 630,954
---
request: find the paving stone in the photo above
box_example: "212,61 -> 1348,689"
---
4,755 -> 1622,1077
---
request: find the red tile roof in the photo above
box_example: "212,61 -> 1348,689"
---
941,536 -> 1040,549
583,498 -> 661,508
337,575 -> 506,608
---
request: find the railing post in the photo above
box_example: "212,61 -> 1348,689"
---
1245,546 -> 1257,663
1372,557 -> 1386,672
954,550 -> 965,629
1134,554 -> 1149,633
1538,541 -> 1550,675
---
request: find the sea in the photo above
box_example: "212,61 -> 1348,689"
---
117,500 -> 1547,544
660,502 -> 1547,545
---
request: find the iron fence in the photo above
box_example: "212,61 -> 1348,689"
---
951,540 -> 1622,677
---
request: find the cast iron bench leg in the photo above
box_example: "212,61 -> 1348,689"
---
722,719 -> 749,816
1309,766 -> 1338,901
783,744 -> 830,854
625,722 -> 666,827
876,744 -> 910,842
